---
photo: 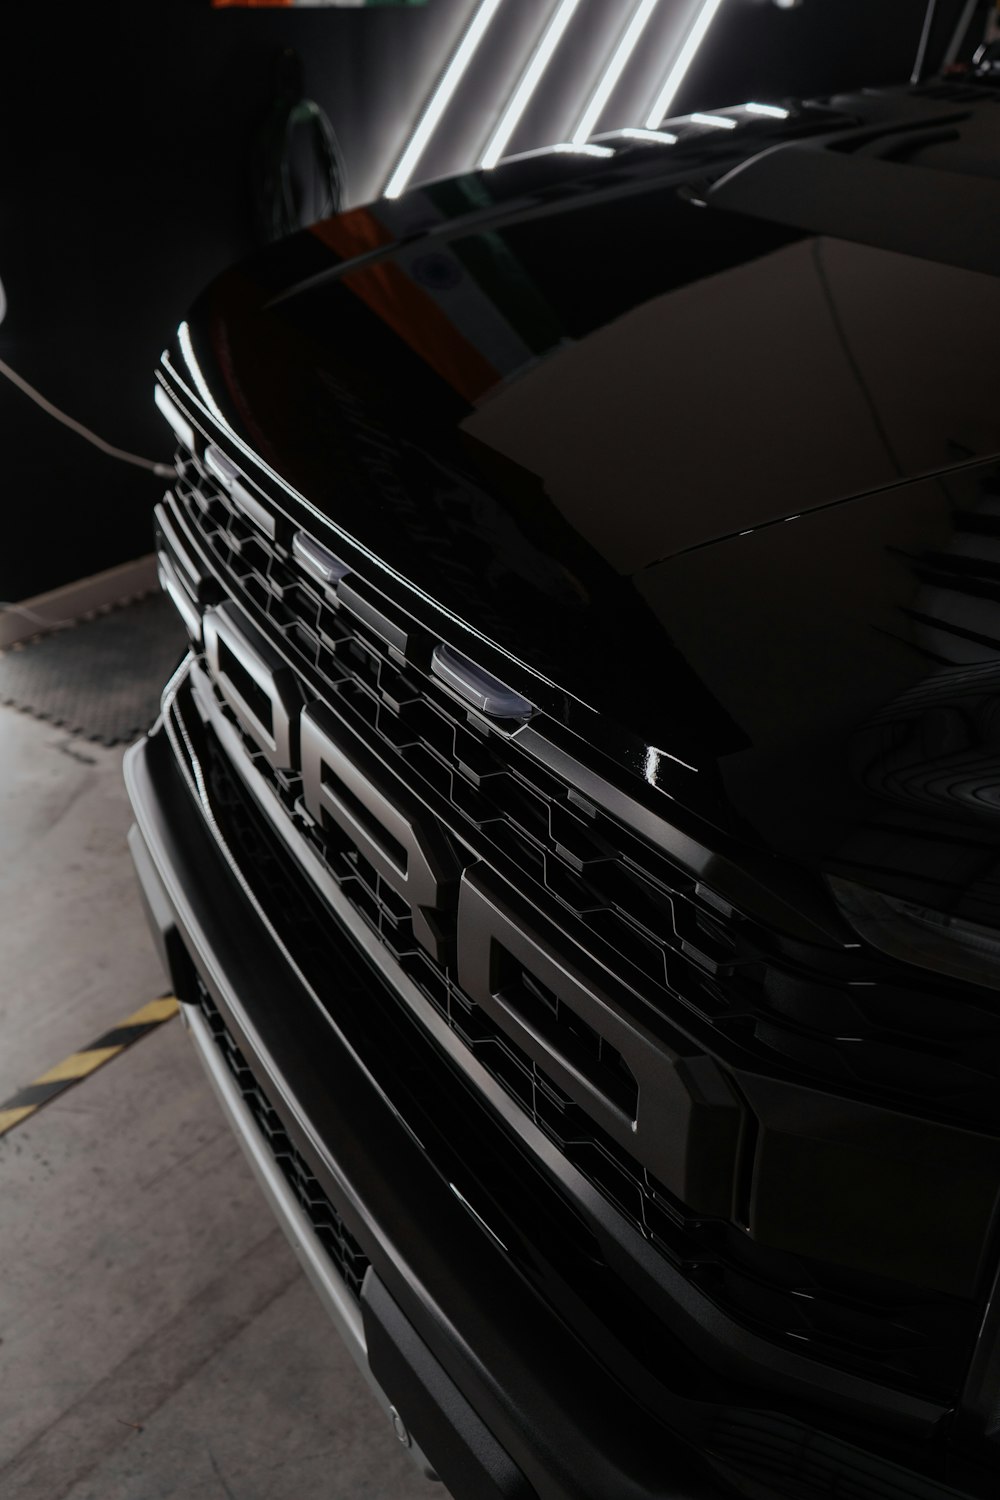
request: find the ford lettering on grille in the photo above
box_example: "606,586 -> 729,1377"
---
196,599 -> 744,1216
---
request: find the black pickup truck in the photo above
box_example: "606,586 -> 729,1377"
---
127,78 -> 1000,1500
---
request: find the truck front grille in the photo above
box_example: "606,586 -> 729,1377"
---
177,672 -> 977,1404
158,445 -> 991,1402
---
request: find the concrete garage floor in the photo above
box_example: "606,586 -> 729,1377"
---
0,701 -> 439,1500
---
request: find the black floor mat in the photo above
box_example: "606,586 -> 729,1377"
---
0,592 -> 187,745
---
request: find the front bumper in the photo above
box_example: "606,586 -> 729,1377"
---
168,970 -> 436,1474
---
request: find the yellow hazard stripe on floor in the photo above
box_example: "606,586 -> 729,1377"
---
35,1047 -> 123,1084
128,996 -> 182,1025
0,996 -> 180,1139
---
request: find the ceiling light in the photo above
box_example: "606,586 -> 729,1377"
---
572,0 -> 664,145
644,0 -> 726,129
384,0 -> 506,199
481,0 -> 584,170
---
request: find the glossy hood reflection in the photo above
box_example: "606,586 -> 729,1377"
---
172,153 -> 1000,951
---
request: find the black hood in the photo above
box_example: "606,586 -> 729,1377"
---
164,109 -> 1000,949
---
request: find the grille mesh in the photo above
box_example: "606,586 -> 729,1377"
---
171,459 -> 1000,1128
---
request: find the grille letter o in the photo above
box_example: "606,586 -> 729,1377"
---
457,866 -> 743,1217
300,702 -> 455,959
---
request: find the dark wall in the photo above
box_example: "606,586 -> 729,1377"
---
0,0 -> 475,602
0,0 -> 977,603
670,0 -> 975,115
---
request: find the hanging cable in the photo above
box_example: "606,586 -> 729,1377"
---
0,357 -> 172,478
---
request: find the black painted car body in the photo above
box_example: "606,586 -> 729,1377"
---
128,80 -> 1000,1498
